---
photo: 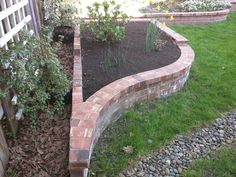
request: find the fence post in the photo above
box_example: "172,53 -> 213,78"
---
1,92 -> 18,137
27,0 -> 43,34
0,123 -> 9,173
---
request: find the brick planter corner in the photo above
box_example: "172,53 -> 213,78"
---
69,21 -> 195,177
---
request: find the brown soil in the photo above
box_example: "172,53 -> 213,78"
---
81,21 -> 181,100
57,43 -> 74,105
57,43 -> 74,82
4,106 -> 71,177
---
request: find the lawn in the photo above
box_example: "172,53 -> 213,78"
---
89,13 -> 236,176
182,143 -> 236,177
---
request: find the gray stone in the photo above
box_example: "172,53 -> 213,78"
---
166,159 -> 171,166
149,166 -> 156,172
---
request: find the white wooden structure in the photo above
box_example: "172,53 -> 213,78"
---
0,0 -> 42,176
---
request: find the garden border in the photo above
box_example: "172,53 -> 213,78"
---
231,0 -> 236,11
69,21 -> 195,177
140,9 -> 230,25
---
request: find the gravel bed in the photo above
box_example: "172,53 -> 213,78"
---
121,112 -> 236,177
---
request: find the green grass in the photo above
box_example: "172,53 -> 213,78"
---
89,13 -> 236,177
182,144 -> 236,177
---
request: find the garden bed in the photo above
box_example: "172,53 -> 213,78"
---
69,21 -> 195,177
4,41 -> 74,177
82,21 -> 181,100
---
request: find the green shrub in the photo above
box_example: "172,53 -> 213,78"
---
86,0 -> 129,42
44,0 -> 80,30
0,30 -> 70,127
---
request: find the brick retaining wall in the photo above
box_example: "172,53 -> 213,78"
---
142,9 -> 230,25
231,0 -> 236,11
69,22 -> 195,177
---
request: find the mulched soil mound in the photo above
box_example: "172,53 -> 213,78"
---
81,21 -> 181,100
57,43 -> 74,81
5,106 -> 71,177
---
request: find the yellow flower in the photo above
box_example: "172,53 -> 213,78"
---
149,0 -> 154,5
170,16 -> 174,21
157,4 -> 161,11
162,22 -> 166,27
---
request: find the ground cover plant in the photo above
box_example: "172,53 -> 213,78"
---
182,143 -> 236,177
140,0 -> 231,13
88,13 -> 236,176
181,0 -> 231,12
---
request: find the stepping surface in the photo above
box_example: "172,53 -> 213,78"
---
122,112 -> 236,177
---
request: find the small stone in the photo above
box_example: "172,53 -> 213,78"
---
178,167 -> 182,173
147,139 -> 153,144
149,166 -> 156,172
219,130 -> 224,134
165,168 -> 170,175
166,159 -> 171,166
119,174 -> 125,177
137,171 -> 145,176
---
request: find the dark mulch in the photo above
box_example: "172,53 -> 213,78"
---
81,21 -> 181,100
57,43 -> 74,82
4,106 -> 71,177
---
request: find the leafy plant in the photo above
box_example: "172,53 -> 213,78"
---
0,30 -> 70,127
86,0 -> 129,42
44,0 -> 80,30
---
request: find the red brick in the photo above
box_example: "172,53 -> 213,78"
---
71,119 -> 80,127
79,119 -> 97,128
70,137 -> 92,149
71,127 -> 86,137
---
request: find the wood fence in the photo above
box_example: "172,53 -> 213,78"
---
0,0 -> 42,176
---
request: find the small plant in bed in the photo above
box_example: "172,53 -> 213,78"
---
145,22 -> 167,53
101,44 -> 127,72
83,0 -> 129,70
44,0 -> 80,42
85,0 -> 129,42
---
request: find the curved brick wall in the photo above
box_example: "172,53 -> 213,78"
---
142,9 -> 230,25
69,22 -> 195,177
231,0 -> 236,11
